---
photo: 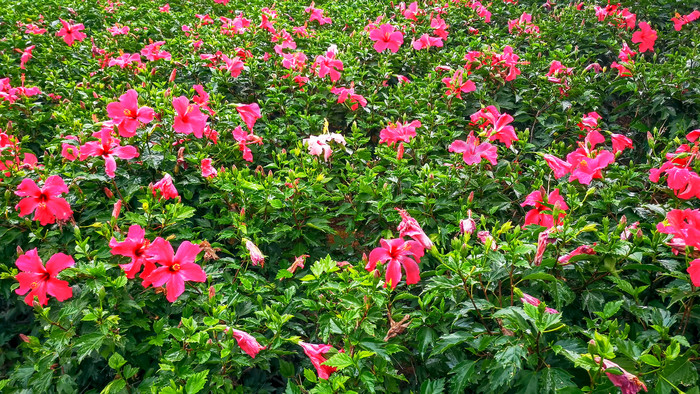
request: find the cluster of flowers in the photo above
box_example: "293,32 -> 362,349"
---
544,112 -> 632,185
649,129 -> 700,200
657,209 -> 700,286
463,46 -> 524,82
366,209 -> 433,290
0,77 -> 41,103
449,106 -> 517,166
379,120 -> 422,159
508,12 -> 539,36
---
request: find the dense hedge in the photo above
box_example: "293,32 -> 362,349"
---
1,0 -> 700,393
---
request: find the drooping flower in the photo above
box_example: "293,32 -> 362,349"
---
631,22 -> 657,53
478,231 -> 498,250
15,248 -> 74,306
521,189 -> 568,228
672,10 -> 700,31
366,238 -> 424,289
143,238 -> 206,302
611,134 -> 633,154
396,208 -> 433,249
232,126 -> 263,162
304,133 -> 346,161
236,103 -> 262,131
80,126 -> 139,178
56,19 -> 87,46
595,357 -> 648,394
201,158 -> 218,178
173,96 -> 208,138
228,328 -> 266,358
449,133 -> 498,165
521,293 -> 559,314
106,89 -> 155,137
19,45 -> 35,69
558,244 -> 596,265
109,224 -> 154,281
15,176 -> 73,226
299,342 -> 338,380
151,174 -> 179,201
543,154 -> 572,178
369,24 -> 404,53
244,239 -> 265,267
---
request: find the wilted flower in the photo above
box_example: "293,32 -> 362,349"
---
244,239 -> 265,267
396,208 -> 432,249
460,210 -> 477,235
521,292 -> 559,314
594,357 -> 648,394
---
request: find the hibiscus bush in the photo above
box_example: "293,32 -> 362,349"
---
2,0 -> 700,392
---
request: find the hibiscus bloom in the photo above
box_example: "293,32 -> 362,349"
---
558,244 -> 596,265
687,259 -> 700,286
521,188 -> 568,228
470,106 -> 518,147
369,24 -> 404,53
20,45 -> 35,69
631,22 -> 657,53
330,85 -> 367,111
244,239 -> 265,267
79,126 -> 139,178
312,49 -> 343,82
173,96 -> 208,138
15,248 -> 74,306
236,103 -> 262,131
595,357 -> 647,394
380,120 -> 421,147
232,126 -> 263,162
412,34 -> 443,50
449,132 -> 498,165
201,158 -> 218,178
144,238 -> 207,302
110,224 -> 154,282
106,89 -> 155,137
299,342 -> 338,380
228,328 -> 266,358
15,176 -> 73,225
304,133 -> 346,161
56,19 -> 87,46
151,174 -> 179,201
366,238 -> 424,289
441,68 -> 476,99
611,134 -> 633,154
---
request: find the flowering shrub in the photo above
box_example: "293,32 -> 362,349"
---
1,0 -> 700,393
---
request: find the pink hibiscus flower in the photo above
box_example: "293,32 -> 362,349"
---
144,238 -> 207,302
106,89 -> 155,137
110,224 -> 154,282
15,248 -> 74,306
299,342 -> 339,380
173,96 -> 208,138
228,328 -> 266,358
236,103 -> 262,131
56,19 -> 87,46
521,188 -> 568,228
232,126 -> 263,162
366,238 -> 424,289
631,22 -> 657,53
369,24 -> 404,53
15,176 -> 73,226
79,126 -> 139,178
449,132 -> 498,165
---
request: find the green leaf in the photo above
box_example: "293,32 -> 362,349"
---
323,352 -> 353,370
421,378 -> 445,394
640,354 -> 660,367
521,272 -> 557,282
184,370 -> 208,394
100,379 -> 126,394
449,360 -> 476,393
108,353 -> 127,369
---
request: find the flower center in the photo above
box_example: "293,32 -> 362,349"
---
170,263 -> 181,272
123,109 -> 133,117
30,281 -> 39,289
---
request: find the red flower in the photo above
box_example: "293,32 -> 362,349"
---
173,96 -> 208,138
412,34 -> 443,50
201,158 -> 218,178
15,248 -> 74,306
595,357 -> 647,394
56,19 -> 87,46
631,22 -> 657,53
236,103 -> 262,131
20,45 -> 35,69
366,238 -> 423,289
449,132 -> 498,165
151,174 -> 179,201
369,24 -> 404,53
79,127 -> 139,178
15,176 -> 73,226
299,342 -> 338,380
470,106 -> 517,147
144,238 -> 207,302
568,150 -> 615,185
228,328 -> 266,358
543,154 -> 572,178
109,224 -> 154,282
380,120 -> 421,147
521,292 -> 559,314
441,69 -> 476,99
232,126 -> 263,162
687,259 -> 700,286
611,133 -> 633,154
521,188 -> 568,228
106,90 -> 155,137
